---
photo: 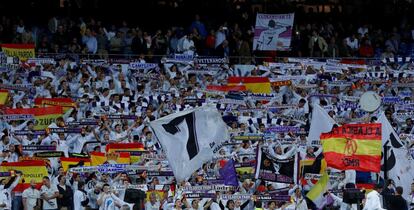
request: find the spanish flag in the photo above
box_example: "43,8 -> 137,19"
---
106,143 -> 145,164
34,98 -> 76,113
0,160 -> 48,192
320,123 -> 382,172
5,106 -> 63,130
227,77 -> 271,94
1,43 -> 35,60
90,152 -> 130,166
0,90 -> 8,106
60,157 -> 91,172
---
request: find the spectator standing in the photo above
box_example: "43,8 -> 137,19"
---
82,29 -> 98,54
388,186 -> 408,210
308,31 -> 328,57
40,176 -> 59,210
57,175 -> 73,210
22,179 -> 40,210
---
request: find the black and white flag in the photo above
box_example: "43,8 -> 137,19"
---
150,105 -> 229,181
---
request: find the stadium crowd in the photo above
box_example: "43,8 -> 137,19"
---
0,12 -> 413,61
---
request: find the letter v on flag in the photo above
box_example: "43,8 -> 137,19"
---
150,105 -> 229,182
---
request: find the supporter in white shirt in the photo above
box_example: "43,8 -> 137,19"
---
0,173 -> 21,210
66,127 -> 97,153
182,34 -> 195,55
88,184 -> 102,210
40,176 -> 59,210
345,35 -> 359,50
74,181 -> 89,210
22,179 -> 40,210
363,184 -> 385,210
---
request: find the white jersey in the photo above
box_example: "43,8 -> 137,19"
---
256,27 -> 286,51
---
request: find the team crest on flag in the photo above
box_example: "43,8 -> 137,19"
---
150,105 -> 229,181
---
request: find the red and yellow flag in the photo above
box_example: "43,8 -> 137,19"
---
5,106 -> 63,129
60,157 -> 91,172
0,160 -> 48,192
90,152 -> 130,166
0,90 -> 8,106
106,143 -> 145,164
34,98 -> 76,113
320,123 -> 382,172
227,77 -> 271,94
1,44 -> 35,60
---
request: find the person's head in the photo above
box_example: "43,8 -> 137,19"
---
298,99 -> 306,107
191,199 -> 199,208
94,184 -> 102,193
103,184 -> 110,193
58,175 -> 66,185
120,172 -> 128,181
30,179 -> 37,189
387,179 -> 394,187
149,192 -> 157,203
227,200 -> 235,209
42,176 -> 50,187
275,145 -> 283,155
268,20 -> 276,28
78,181 -> 85,190
395,186 -> 403,195
374,183 -> 384,193
115,124 -> 122,133
174,199 -> 182,208
268,201 -> 276,209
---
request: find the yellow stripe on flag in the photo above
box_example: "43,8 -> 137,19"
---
0,90 -> 8,105
90,152 -> 130,166
322,138 -> 381,156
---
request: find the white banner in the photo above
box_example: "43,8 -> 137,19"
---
149,105 -> 229,181
253,13 -> 295,51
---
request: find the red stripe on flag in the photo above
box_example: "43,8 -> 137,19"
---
1,44 -> 35,49
105,143 -> 144,152
1,160 -> 46,167
323,152 -> 381,172
5,106 -> 63,116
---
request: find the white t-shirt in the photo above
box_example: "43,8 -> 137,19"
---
0,189 -> 11,210
22,187 -> 40,210
145,201 -> 161,210
74,190 -> 88,210
40,185 -> 58,209
257,27 -> 286,51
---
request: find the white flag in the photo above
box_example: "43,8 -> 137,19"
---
307,104 -> 336,145
377,112 -> 414,200
150,105 -> 229,181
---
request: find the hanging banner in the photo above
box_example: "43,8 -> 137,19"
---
0,161 -> 48,192
5,106 -> 63,130
253,13 -> 295,51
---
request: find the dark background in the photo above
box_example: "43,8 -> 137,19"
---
0,0 -> 413,31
